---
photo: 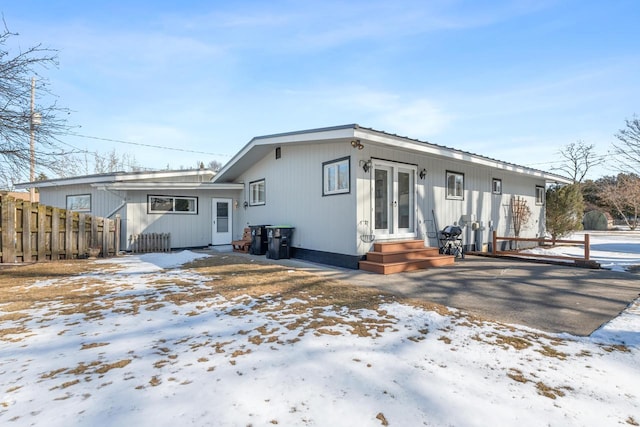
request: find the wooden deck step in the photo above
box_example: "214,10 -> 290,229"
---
365,247 -> 441,264
359,255 -> 455,275
373,240 -> 426,253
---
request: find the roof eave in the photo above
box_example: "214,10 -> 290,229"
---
15,169 -> 217,189
92,182 -> 243,191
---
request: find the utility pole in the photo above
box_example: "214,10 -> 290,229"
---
29,77 -> 40,203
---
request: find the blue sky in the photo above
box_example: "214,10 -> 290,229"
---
2,0 -> 638,178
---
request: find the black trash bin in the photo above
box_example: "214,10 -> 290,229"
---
249,225 -> 270,255
266,226 -> 295,260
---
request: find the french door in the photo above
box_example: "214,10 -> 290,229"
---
372,161 -> 416,239
211,198 -> 232,245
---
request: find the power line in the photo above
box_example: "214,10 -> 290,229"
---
65,133 -> 233,157
522,153 -> 611,168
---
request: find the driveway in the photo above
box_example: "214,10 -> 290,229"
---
267,255 -> 640,336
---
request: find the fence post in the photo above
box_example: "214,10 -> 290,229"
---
114,215 -> 121,255
51,208 -> 61,260
1,197 -> 16,263
22,201 -> 32,262
492,230 -> 497,255
584,234 -> 590,261
65,210 -> 74,260
37,205 -> 47,260
90,215 -> 99,249
101,218 -> 109,257
78,214 -> 87,257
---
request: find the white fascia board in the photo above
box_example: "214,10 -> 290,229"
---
213,125 -> 357,183
15,174 -> 118,189
16,169 -> 217,189
355,128 -> 572,184
252,126 -> 356,146
93,182 -> 243,191
115,169 -> 216,182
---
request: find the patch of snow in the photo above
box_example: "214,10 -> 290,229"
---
1,237 -> 639,426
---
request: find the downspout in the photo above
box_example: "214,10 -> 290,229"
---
106,199 -> 126,218
95,186 -> 127,218
94,186 -> 127,252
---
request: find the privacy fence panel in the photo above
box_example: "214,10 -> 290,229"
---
0,195 -> 120,263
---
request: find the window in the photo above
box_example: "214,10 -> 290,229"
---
446,171 -> 464,200
323,157 -> 350,196
66,194 -> 91,212
535,186 -> 545,205
492,178 -> 502,195
148,195 -> 198,214
249,179 -> 266,206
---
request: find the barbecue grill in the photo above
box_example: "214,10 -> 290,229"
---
439,225 -> 464,258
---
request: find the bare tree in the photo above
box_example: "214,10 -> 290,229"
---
555,140 -> 604,183
611,115 -> 640,175
510,196 -> 531,248
0,21 -> 74,188
598,173 -> 640,230
93,149 -> 140,174
207,160 -> 223,171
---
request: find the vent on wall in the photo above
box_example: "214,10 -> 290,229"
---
275,147 -> 281,159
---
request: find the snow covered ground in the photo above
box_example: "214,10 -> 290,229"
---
1,236 -> 639,427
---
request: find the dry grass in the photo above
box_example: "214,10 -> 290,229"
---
2,251 -> 630,399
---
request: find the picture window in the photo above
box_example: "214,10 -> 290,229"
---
66,194 -> 91,212
148,195 -> 198,214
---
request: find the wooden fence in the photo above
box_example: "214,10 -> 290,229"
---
0,195 -> 121,263
129,233 -> 171,253
491,230 -> 591,263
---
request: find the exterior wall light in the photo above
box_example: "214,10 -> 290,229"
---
360,159 -> 372,173
350,139 -> 364,150
419,169 -> 427,179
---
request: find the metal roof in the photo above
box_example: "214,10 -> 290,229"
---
213,124 -> 572,184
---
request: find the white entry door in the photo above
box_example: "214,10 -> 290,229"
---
372,161 -> 416,239
211,198 -> 232,245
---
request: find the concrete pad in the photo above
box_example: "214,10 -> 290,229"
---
266,255 -> 640,336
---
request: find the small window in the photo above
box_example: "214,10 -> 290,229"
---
148,195 -> 198,214
323,157 -> 350,196
492,178 -> 502,195
67,194 -> 91,212
535,186 -> 545,205
446,171 -> 464,200
249,179 -> 266,206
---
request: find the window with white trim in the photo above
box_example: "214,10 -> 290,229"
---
492,178 -> 502,195
446,171 -> 464,200
67,194 -> 91,212
148,195 -> 198,214
535,186 -> 545,205
249,179 -> 266,206
323,157 -> 350,196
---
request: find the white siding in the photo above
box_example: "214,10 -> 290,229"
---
38,184 -> 125,218
124,190 -> 241,249
235,143 -> 357,255
355,144 -> 546,254
39,184 -> 242,250
233,141 -> 548,258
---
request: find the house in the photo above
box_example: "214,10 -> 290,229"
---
18,168 -> 243,250
19,124 -> 571,269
